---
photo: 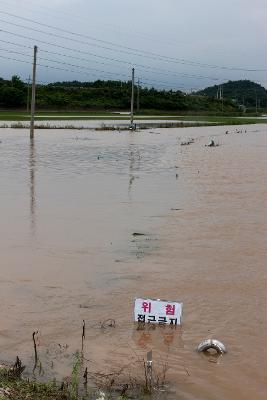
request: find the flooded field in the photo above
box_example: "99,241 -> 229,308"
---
0,119 -> 202,129
0,125 -> 267,399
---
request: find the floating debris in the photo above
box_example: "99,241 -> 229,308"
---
96,390 -> 106,400
181,138 -> 195,146
206,139 -> 215,147
205,139 -> 219,147
100,319 -> 116,329
197,339 -> 227,354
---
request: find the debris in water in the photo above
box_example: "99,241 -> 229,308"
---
32,331 -> 39,371
206,139 -> 215,147
132,232 -> 147,236
205,139 -> 219,147
197,339 -> 227,354
100,319 -> 116,329
181,138 -> 194,146
81,320 -> 85,352
96,390 -> 106,400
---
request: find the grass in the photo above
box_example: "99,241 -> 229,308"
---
0,111 -> 123,121
0,110 -> 267,125
0,370 -> 68,400
0,364 -> 150,400
70,352 -> 82,400
1,118 -> 267,131
0,319 -> 176,400
0,349 -> 171,400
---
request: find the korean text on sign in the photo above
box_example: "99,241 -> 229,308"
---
134,298 -> 183,325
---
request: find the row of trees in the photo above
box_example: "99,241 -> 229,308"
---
0,75 -> 238,112
0,75 -> 26,107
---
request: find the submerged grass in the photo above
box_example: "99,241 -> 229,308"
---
0,316 -> 182,400
0,369 -> 68,400
0,110 -> 267,125
0,343 -> 171,400
1,118 -> 267,131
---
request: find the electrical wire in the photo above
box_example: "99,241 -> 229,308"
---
0,52 -> 186,90
0,38 -> 218,81
0,47 -> 132,79
0,11 -> 266,72
0,53 -> 132,82
0,47 -> 188,89
0,32 -> 223,82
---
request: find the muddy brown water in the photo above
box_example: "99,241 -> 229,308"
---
0,125 -> 266,399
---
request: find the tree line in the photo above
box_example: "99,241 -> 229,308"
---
0,75 -> 238,112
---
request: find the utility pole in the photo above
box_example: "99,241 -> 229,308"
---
27,75 -> 31,114
30,45 -> 37,139
221,85 -> 224,113
255,91 -> 258,114
130,67 -> 135,128
137,78 -> 140,113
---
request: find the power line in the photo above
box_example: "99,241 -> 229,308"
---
0,54 -> 132,82
0,1 -> 179,48
0,17 -> 175,61
0,47 -> 131,79
0,47 -> 187,88
0,31 -> 223,82
139,79 -> 184,90
0,29 -> 234,81
0,38 -> 216,81
0,52 -> 185,89
0,11 -> 267,72
0,53 -> 188,90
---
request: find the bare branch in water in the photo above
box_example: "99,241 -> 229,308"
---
32,331 -> 38,371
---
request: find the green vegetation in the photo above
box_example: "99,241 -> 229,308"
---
1,76 -> 267,128
1,112 -> 267,128
0,345 -> 168,400
0,369 -> 68,400
196,79 -> 267,110
0,75 -> 238,113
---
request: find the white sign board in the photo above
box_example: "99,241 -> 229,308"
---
134,298 -> 183,325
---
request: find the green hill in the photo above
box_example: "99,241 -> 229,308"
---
196,80 -> 267,109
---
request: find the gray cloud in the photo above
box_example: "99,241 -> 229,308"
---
0,0 -> 266,90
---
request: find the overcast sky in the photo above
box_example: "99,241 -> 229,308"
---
0,0 -> 266,91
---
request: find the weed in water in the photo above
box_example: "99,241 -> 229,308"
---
70,351 -> 82,400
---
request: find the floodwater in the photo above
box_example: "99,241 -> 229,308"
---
0,125 -> 266,399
